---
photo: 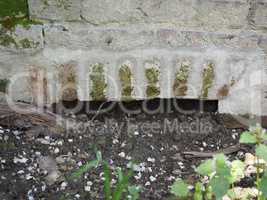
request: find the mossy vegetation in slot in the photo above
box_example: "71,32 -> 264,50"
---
201,62 -> 215,99
0,0 -> 42,30
173,61 -> 190,97
145,67 -> 160,98
58,62 -> 77,101
19,38 -> 37,48
90,63 -> 107,101
119,65 -> 134,100
0,79 -> 9,93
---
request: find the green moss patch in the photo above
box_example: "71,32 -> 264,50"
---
0,0 -> 42,30
119,65 -> 134,100
201,62 -> 215,99
145,67 -> 160,98
90,63 -> 107,101
0,32 -> 39,48
173,62 -> 190,96
0,0 -> 28,19
0,79 -> 9,93
0,33 -> 17,47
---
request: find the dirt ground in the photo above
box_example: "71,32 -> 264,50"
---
0,100 -> 255,200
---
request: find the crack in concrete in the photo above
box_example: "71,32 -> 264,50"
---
247,0 -> 257,30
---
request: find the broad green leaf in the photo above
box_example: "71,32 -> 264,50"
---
215,154 -> 231,178
259,176 -> 267,198
230,160 -> 245,183
194,182 -> 203,200
239,132 -> 257,144
170,179 -> 189,198
256,144 -> 267,161
261,133 -> 267,141
210,176 -> 230,200
196,159 -> 214,176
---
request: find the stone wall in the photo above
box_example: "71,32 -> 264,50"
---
0,0 -> 267,115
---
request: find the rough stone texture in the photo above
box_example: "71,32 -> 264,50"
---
254,0 -> 267,30
81,0 -> 249,31
0,25 -> 44,51
43,24 -> 262,51
28,0 -> 81,21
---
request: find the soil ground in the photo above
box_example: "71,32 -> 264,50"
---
0,100 -> 257,200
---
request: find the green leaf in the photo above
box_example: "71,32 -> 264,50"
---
117,167 -> 123,182
96,151 -> 102,162
230,160 -> 245,183
196,159 -> 214,176
259,176 -> 267,198
261,133 -> 267,141
128,185 -> 141,200
239,131 -> 257,144
256,144 -> 267,161
113,169 -> 133,200
205,186 -> 213,200
70,160 -> 98,180
194,182 -> 203,200
103,162 -> 112,200
170,179 -> 189,198
210,176 -> 230,200
214,154 -> 231,178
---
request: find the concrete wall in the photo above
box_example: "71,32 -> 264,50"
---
0,0 -> 267,115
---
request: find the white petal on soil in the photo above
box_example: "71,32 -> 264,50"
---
118,152 -> 125,158
14,157 -> 28,164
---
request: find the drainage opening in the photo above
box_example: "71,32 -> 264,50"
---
52,98 -> 218,117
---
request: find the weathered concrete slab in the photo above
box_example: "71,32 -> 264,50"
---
43,24 -> 261,51
254,0 -> 267,30
81,0 -> 249,30
28,0 -> 81,21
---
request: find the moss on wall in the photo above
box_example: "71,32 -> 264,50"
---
173,61 -> 190,97
119,64 -> 134,100
0,0 -> 28,19
0,33 -> 17,47
201,62 -> 215,99
90,63 -> 107,101
0,79 -> 9,93
0,0 -> 42,30
145,67 -> 160,98
0,31 -> 39,48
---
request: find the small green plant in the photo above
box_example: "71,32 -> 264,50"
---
145,67 -> 160,98
90,63 -> 107,101
119,65 -> 134,100
70,150 -> 102,180
104,163 -> 141,200
170,125 -> 267,200
201,62 -> 215,99
71,151 -> 141,200
239,124 -> 267,200
173,62 -> 190,96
